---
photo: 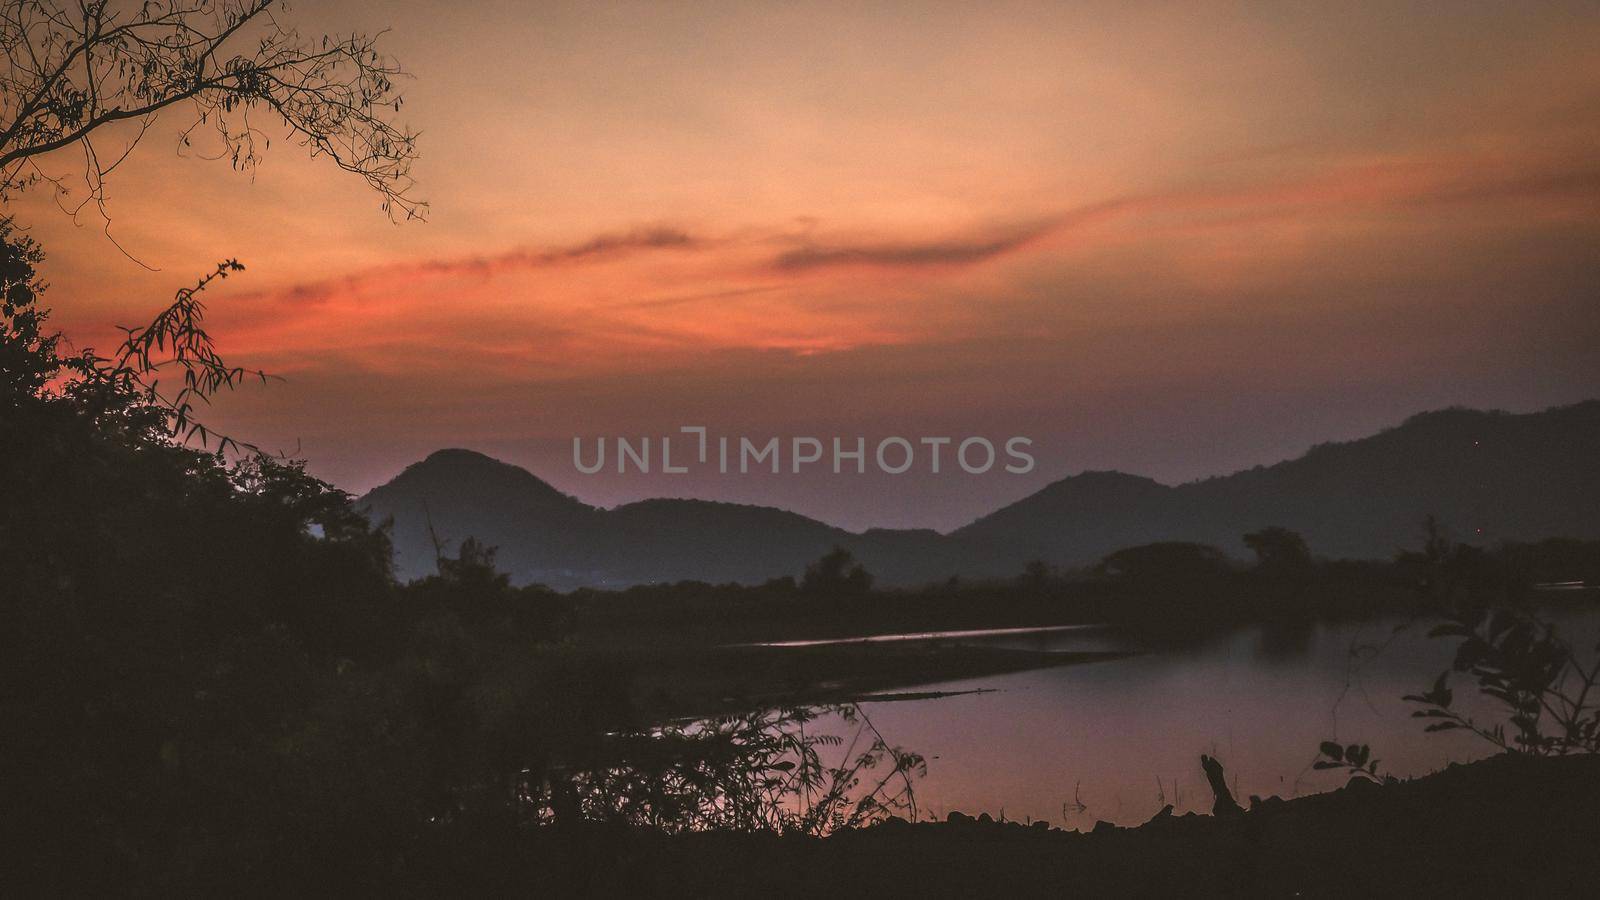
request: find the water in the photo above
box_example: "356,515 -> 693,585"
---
743,624 -> 1103,648
836,610 -> 1600,828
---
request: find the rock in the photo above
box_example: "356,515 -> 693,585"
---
946,811 -> 975,826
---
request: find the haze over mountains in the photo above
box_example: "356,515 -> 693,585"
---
358,401 -> 1600,589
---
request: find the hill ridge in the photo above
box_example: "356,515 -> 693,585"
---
358,400 -> 1600,587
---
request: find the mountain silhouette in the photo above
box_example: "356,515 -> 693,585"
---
359,401 -> 1600,588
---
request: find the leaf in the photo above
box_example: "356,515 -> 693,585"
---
1319,741 -> 1344,761
1431,670 -> 1450,696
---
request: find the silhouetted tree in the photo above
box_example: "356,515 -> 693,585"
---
0,225 -> 612,892
437,536 -> 504,586
1094,542 -> 1232,582
1395,515 -> 1509,605
0,217 -> 50,401
1018,558 -> 1055,589
802,545 -> 873,596
1419,513 -> 1453,565
1243,526 -> 1313,572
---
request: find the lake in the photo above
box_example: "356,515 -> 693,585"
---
818,609 -> 1600,827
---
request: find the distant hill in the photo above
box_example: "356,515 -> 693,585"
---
358,401 -> 1600,588
361,449 -> 982,587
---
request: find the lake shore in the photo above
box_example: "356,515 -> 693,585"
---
616,638 -> 1133,720
485,751 -> 1600,898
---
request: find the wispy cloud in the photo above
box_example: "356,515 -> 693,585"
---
417,226 -> 705,278
757,152 -> 1600,276
189,146 -> 1600,385
769,222 -> 1054,272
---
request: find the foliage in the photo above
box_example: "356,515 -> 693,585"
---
0,222 -> 924,892
0,229 -> 572,891
1394,515 -> 1510,605
1313,741 -> 1393,784
1405,608 -> 1599,756
0,217 -> 50,395
0,0 -> 423,219
1018,558 -> 1056,589
802,545 -> 874,596
1,211 -> 267,453
551,705 -> 924,836
1389,516 -> 1600,757
1094,541 -> 1233,582
1244,526 -> 1313,572
111,257 -> 276,448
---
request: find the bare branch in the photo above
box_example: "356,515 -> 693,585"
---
0,0 -> 424,221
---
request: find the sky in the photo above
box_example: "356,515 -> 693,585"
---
12,0 -> 1600,531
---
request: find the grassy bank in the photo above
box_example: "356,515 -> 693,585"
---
452,751 -> 1600,898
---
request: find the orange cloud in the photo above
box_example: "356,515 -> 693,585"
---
182,145 -> 1598,392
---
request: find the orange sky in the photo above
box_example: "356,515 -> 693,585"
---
11,0 -> 1600,530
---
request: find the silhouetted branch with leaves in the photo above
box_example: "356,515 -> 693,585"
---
1313,742 -> 1394,784
0,0 -> 424,220
544,704 -> 925,835
105,256 -> 276,452
1406,608 -> 1600,756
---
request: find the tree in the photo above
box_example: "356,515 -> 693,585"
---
1094,542 -> 1232,582
0,0 -> 423,220
1242,526 -> 1313,573
0,216 -> 51,401
801,546 -> 873,596
1018,558 -> 1055,589
1,2 -> 428,449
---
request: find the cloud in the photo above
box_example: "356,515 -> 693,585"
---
1405,166 -> 1600,208
758,151 -> 1600,276
769,222 -> 1053,272
417,226 -> 704,278
184,144 -> 1600,388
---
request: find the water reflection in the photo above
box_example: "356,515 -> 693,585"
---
851,610 -> 1600,827
742,623 -> 1105,648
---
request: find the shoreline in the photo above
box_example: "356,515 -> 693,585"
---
503,752 -> 1600,897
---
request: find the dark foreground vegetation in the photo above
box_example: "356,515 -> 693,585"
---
5,220 -> 1600,894
3,1 -> 1599,894
483,752 -> 1600,899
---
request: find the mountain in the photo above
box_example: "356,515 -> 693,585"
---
957,402 -> 1600,569
358,448 -> 607,585
358,401 -> 1600,588
362,451 -> 980,587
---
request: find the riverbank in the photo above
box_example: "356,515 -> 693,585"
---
608,638 -> 1131,720
487,752 -> 1600,898
563,566 -> 1420,649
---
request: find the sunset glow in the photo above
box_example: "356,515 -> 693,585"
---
17,0 -> 1599,528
